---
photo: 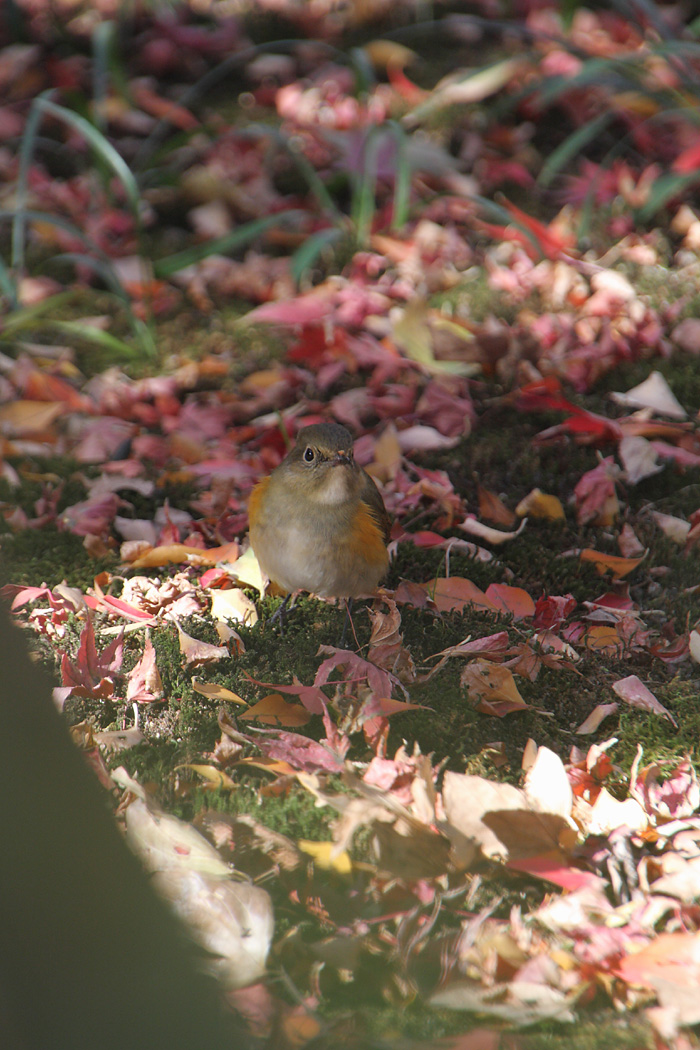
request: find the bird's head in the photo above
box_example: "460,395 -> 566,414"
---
279,423 -> 363,504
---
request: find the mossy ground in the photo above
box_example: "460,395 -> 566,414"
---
4,248 -> 700,1049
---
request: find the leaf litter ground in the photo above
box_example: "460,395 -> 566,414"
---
5,4 -> 700,1048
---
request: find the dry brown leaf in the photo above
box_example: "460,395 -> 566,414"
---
461,659 -> 529,716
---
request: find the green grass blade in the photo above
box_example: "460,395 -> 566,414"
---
153,211 -> 301,278
352,128 -> 380,247
92,20 -> 114,134
0,255 -> 18,308
0,291 -> 78,334
49,251 -> 129,299
36,96 -> 140,214
538,112 -> 613,187
290,228 -> 343,286
50,319 -> 146,359
386,121 -> 411,230
12,90 -> 52,274
241,125 -> 342,222
637,171 -> 700,221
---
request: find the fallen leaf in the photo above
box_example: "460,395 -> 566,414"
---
153,868 -> 273,990
583,625 -> 624,657
576,702 -> 619,735
484,583 -> 535,620
210,587 -> 258,627
227,546 -> 268,595
124,798 -> 231,876
297,840 -> 353,874
459,516 -> 527,544
192,680 -> 247,705
177,764 -> 236,790
652,511 -> 690,544
461,660 -> 529,716
478,483 -> 516,526
691,630 -> 700,664
126,632 -> 163,704
0,399 -> 63,435
430,980 -> 575,1025
574,458 -> 620,526
177,623 -> 229,667
612,674 -> 677,727
619,435 -> 664,484
515,488 -> 565,520
579,548 -> 644,579
584,788 -> 647,835
524,746 -> 573,821
441,772 -> 525,863
239,693 -> 312,727
611,370 -> 687,419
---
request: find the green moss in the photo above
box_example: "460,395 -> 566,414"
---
0,526 -> 113,591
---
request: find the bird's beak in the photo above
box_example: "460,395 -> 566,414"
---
330,451 -> 353,467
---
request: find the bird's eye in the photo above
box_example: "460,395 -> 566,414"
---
303,447 -> 315,463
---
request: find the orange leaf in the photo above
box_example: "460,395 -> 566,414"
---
579,548 -> 644,579
484,583 -> 535,620
477,484 -> 516,526
129,541 -> 239,568
421,577 -> 497,614
584,625 -> 623,657
239,693 -> 312,727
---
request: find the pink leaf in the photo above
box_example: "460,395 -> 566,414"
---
612,674 -> 677,727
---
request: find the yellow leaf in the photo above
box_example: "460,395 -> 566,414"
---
210,587 -> 258,627
297,840 -> 353,874
516,488 -> 565,521
191,680 -> 247,705
228,545 -> 267,595
392,299 -> 475,376
176,764 -> 236,790
239,693 -> 311,727
363,39 -> 416,70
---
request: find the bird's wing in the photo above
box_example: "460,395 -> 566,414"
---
360,472 -> 391,545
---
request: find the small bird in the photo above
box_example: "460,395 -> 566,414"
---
248,423 -> 390,608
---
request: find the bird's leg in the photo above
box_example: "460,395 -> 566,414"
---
269,593 -> 292,634
338,597 -> 359,649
